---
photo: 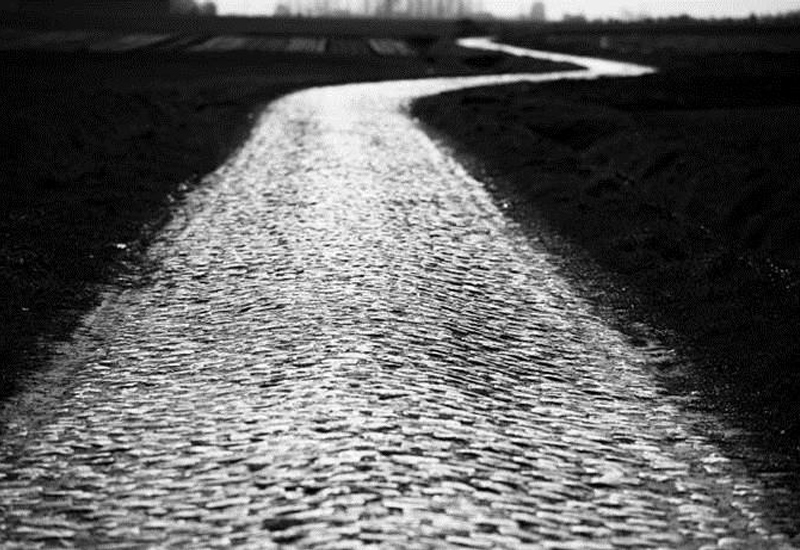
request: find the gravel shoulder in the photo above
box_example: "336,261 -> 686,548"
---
412,46 -> 800,451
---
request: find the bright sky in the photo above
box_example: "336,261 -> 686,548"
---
215,0 -> 800,18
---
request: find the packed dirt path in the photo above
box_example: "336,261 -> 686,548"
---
0,43 -> 796,548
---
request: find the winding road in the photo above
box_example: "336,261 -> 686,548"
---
0,40 -> 796,548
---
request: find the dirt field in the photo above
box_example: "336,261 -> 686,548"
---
413,27 -> 800,451
5,12 -> 471,38
0,34 -> 573,401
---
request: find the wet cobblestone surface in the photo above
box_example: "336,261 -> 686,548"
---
1,47 -> 798,548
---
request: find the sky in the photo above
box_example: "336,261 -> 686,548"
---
214,0 -> 800,18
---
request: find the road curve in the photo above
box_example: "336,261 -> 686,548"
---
0,43 -> 796,548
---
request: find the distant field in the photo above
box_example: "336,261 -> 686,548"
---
2,13 -> 471,38
491,19 -> 800,65
0,27 -> 429,57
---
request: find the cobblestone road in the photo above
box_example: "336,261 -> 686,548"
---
0,44 -> 797,548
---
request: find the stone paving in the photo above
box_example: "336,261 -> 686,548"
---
0,45 -> 797,548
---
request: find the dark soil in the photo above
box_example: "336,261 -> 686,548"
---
0,42 -> 572,401
412,48 -> 800,453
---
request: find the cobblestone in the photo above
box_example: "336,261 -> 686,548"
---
0,43 -> 797,548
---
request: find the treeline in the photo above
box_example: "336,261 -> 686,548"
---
171,0 -> 216,15
560,11 -> 800,25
